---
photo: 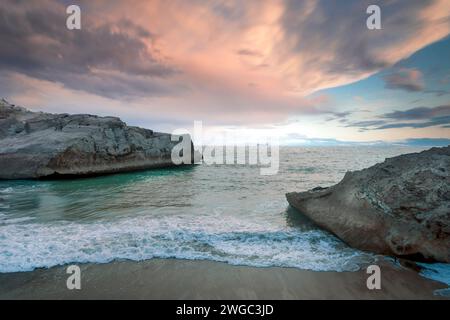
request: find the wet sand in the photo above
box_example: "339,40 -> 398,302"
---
0,258 -> 447,300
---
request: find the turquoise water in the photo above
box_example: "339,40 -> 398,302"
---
0,146 -> 448,287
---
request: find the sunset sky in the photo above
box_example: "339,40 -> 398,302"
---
1,0 -> 449,145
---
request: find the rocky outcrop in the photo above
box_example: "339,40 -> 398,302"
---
286,146 -> 450,262
0,99 -> 195,179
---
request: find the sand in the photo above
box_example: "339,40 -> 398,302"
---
0,258 -> 448,300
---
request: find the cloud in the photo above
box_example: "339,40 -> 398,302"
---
278,0 -> 450,94
332,111 -> 352,118
345,105 -> 450,130
325,111 -> 353,122
236,49 -> 263,57
424,89 -> 450,96
383,105 -> 450,120
0,0 -> 178,99
384,68 -> 424,92
345,120 -> 387,128
375,115 -> 450,129
0,0 -> 449,129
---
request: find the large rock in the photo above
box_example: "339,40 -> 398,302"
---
286,146 -> 450,262
0,99 -> 194,179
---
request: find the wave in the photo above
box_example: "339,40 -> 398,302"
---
0,215 -> 373,273
418,262 -> 450,296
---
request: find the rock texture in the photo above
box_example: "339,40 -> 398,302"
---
0,99 -> 194,179
286,146 -> 450,262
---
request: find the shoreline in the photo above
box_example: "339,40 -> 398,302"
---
0,258 -> 448,300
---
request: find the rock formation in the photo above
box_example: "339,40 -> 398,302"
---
286,146 -> 450,262
0,99 -> 194,179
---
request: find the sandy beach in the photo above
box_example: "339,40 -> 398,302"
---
0,258 -> 447,300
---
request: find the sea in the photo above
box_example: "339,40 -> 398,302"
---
0,146 -> 448,291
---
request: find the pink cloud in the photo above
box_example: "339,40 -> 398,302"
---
1,0 -> 449,128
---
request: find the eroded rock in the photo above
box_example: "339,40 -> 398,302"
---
0,99 -> 194,179
286,146 -> 450,262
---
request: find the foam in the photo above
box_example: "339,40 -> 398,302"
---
418,262 -> 450,296
0,214 -> 373,273
0,216 -> 35,225
0,187 -> 13,194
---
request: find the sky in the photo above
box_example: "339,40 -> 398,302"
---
0,0 -> 449,145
